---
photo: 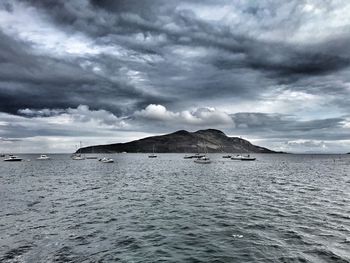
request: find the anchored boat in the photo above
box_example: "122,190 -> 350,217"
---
194,156 -> 211,164
4,155 -> 23,162
37,154 -> 51,160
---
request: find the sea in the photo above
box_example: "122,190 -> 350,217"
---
0,154 -> 349,263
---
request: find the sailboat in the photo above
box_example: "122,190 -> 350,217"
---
194,143 -> 211,164
220,145 -> 231,158
72,142 -> 85,160
148,145 -> 157,158
86,146 -> 98,159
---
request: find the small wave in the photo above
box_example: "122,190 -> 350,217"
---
1,244 -> 33,262
306,248 -> 349,263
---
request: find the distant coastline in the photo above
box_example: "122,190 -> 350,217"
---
77,129 -> 284,154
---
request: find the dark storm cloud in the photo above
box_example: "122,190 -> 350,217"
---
1,0 -> 349,114
25,0 -> 350,76
0,26 -> 166,115
1,0 -> 350,152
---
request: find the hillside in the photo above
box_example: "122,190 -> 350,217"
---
78,129 -> 279,153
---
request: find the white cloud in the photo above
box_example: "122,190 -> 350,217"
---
135,104 -> 234,127
18,105 -> 128,128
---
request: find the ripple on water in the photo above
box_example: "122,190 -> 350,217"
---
0,154 -> 349,262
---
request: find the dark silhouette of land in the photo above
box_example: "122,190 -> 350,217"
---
78,129 -> 282,153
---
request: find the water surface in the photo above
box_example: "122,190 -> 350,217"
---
0,154 -> 349,262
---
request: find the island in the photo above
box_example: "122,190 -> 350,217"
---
78,129 -> 281,153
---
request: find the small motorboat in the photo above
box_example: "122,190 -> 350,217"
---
231,154 -> 256,161
4,155 -> 22,162
37,154 -> 51,160
194,156 -> 211,164
100,157 -> 114,163
72,141 -> 85,160
222,155 -> 231,158
72,154 -> 85,160
184,154 -> 194,159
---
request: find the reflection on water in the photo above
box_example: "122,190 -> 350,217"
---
0,154 -> 349,262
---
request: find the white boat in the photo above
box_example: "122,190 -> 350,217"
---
240,155 -> 256,161
99,157 -> 114,163
194,153 -> 206,158
194,156 -> 211,164
86,146 -> 98,159
72,154 -> 85,160
4,155 -> 23,162
37,154 -> 51,160
231,154 -> 243,160
72,142 -> 85,160
194,143 -> 211,164
231,154 -> 256,161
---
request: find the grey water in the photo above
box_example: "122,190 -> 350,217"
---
0,154 -> 349,263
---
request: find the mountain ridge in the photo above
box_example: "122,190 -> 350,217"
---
78,129 -> 281,153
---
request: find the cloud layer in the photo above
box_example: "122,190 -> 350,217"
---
0,0 -> 350,152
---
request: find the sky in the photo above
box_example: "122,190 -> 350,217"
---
0,0 -> 350,153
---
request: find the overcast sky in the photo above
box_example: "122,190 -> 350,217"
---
1,0 -> 350,153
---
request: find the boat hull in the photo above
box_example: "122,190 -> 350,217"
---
4,159 -> 22,162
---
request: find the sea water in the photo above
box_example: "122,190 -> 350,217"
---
0,154 -> 349,262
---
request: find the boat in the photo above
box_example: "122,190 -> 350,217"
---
0,153 -> 5,157
99,157 -> 114,163
240,155 -> 256,161
222,155 -> 231,158
148,145 -> 157,158
4,155 -> 23,162
194,156 -> 211,164
194,143 -> 211,164
86,146 -> 98,159
72,154 -> 85,160
184,154 -> 194,159
72,142 -> 85,160
231,154 -> 256,161
37,154 -> 51,160
231,154 -> 243,160
193,153 -> 206,158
